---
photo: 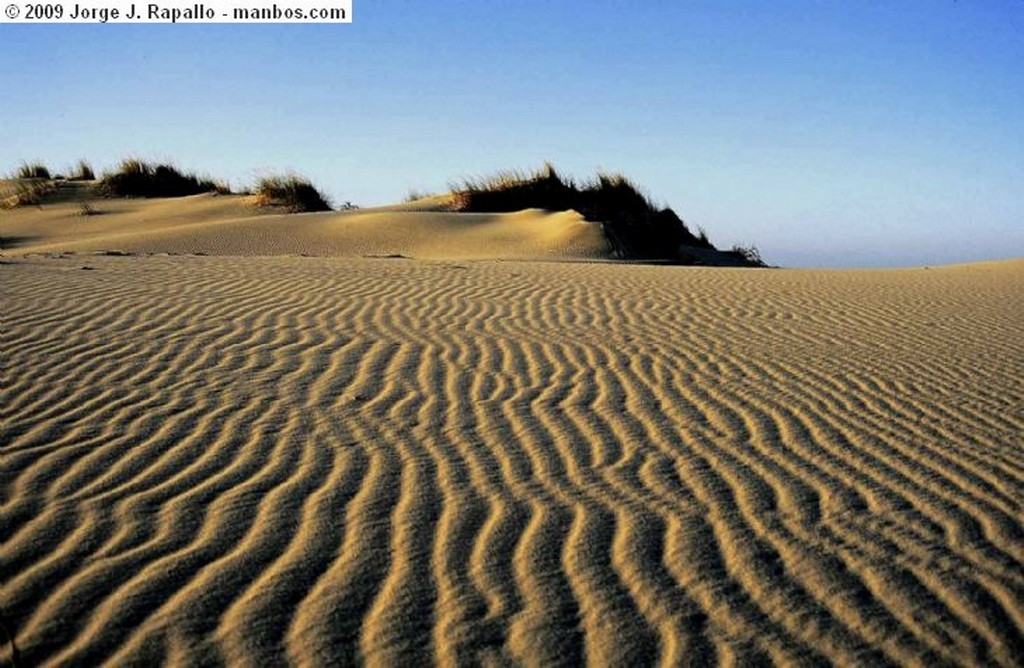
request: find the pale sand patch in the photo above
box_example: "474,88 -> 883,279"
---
1,194 -> 1022,665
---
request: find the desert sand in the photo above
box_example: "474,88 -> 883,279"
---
2,188 -> 1023,666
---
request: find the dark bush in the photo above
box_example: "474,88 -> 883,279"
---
729,244 -> 767,267
450,164 -> 715,260
253,174 -> 333,212
97,159 -> 225,198
69,159 -> 95,181
16,162 -> 51,179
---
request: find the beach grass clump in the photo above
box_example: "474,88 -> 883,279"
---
69,159 -> 96,181
253,173 -> 333,212
450,164 -> 715,260
452,164 -> 578,213
97,159 -> 227,198
729,243 -> 766,267
1,178 -> 55,209
16,162 -> 51,179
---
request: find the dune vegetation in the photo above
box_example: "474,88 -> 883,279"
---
3,159 -> 340,215
1,179 -> 55,210
253,173 -> 334,212
68,159 -> 95,182
96,159 -> 229,199
450,164 -> 765,265
3,158 -> 762,265
15,162 -> 52,180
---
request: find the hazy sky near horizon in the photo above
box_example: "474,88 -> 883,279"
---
2,1 -> 1022,267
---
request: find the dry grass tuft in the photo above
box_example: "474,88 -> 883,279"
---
15,162 -> 51,180
0,179 -> 55,209
253,173 -> 333,213
448,164 -> 759,263
68,159 -> 95,181
97,159 -> 228,198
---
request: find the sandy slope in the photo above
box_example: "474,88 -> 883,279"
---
0,187 -> 608,260
2,196 -> 1023,666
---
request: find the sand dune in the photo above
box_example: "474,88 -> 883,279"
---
0,188 -> 607,260
2,194 -> 1023,666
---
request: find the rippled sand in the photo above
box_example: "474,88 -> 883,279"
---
2,193 -> 1023,666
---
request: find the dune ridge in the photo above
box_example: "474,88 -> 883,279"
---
2,251 -> 1022,666
0,190 -> 609,261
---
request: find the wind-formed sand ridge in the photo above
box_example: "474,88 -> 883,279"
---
2,251 -> 1022,666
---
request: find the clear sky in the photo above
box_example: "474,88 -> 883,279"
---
2,1 -> 1022,267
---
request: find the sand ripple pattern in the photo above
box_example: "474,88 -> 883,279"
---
2,256 -> 1023,666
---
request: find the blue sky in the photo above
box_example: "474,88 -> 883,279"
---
2,1 -> 1022,267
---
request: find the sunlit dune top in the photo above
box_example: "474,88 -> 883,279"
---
0,186 -> 610,260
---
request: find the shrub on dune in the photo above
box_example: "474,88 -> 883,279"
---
730,244 -> 765,267
97,159 -> 227,198
450,164 -> 719,261
15,162 -> 51,179
452,163 -> 578,213
2,165 -> 55,208
69,159 -> 96,181
253,174 -> 333,213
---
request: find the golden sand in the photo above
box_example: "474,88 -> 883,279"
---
2,191 -> 1022,666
